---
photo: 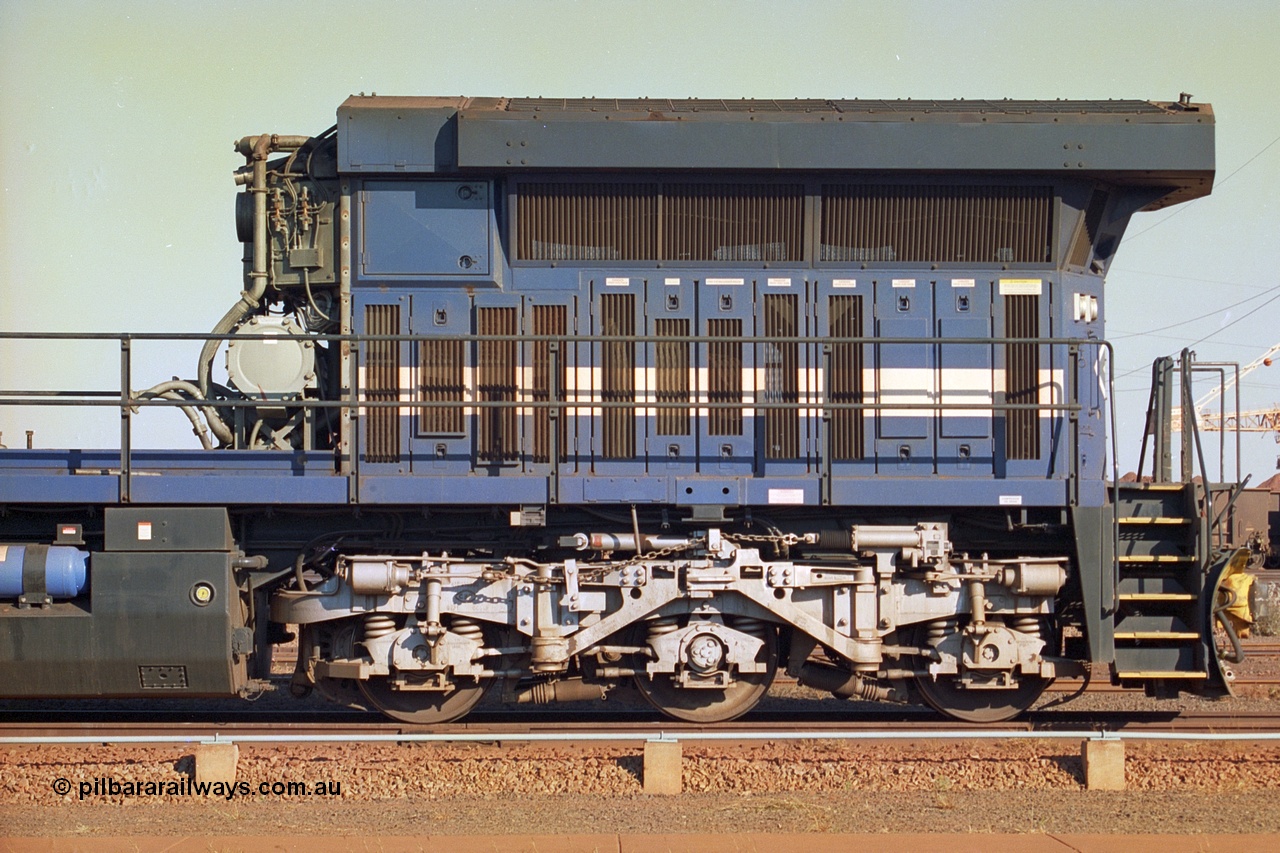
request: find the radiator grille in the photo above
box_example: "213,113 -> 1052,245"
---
763,295 -> 799,459
418,339 -> 463,435
1005,294 -> 1040,460
655,318 -> 690,436
1067,190 -> 1109,268
517,182 -> 806,263
708,318 -> 743,436
476,307 -> 519,462
828,296 -> 865,460
820,185 -> 1052,264
600,294 -> 636,458
663,184 -> 804,261
364,304 -> 401,463
517,182 -> 657,260
532,305 -> 567,463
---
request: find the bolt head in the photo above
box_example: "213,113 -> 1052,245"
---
686,634 -> 725,673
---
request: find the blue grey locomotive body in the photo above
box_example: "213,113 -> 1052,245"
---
0,96 -> 1240,722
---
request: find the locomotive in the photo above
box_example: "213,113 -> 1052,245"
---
0,95 -> 1247,723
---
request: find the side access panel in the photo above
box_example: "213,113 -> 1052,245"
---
816,277 -> 873,477
697,275 -> 756,477
757,275 -> 811,476
410,292 -> 472,475
590,276 -> 645,476
645,276 -> 697,471
875,277 -> 934,475
936,277 -> 994,476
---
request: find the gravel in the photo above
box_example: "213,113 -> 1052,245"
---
4,739 -> 1280,836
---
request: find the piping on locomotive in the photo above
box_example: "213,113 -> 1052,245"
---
0,95 -> 1252,723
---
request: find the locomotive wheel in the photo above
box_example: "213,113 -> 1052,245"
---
910,617 -> 1054,723
300,622 -> 369,710
913,670 -> 1050,723
633,625 -> 778,723
357,675 -> 489,724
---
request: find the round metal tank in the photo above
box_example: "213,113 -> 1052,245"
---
0,544 -> 89,598
225,315 -> 316,398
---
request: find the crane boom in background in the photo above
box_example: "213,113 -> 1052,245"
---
1172,341 -> 1280,433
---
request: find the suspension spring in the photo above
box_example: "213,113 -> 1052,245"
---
732,615 -> 770,640
363,613 -> 397,641
925,618 -> 958,648
646,616 -> 680,643
1010,616 -> 1042,639
449,616 -> 485,643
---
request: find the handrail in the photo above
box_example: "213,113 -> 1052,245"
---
0,332 -> 1111,416
1134,351 -> 1244,552
0,330 -> 1115,509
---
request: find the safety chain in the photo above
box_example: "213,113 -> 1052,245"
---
618,537 -> 708,567
727,532 -> 807,547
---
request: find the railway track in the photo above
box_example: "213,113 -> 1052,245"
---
4,708 -> 1279,740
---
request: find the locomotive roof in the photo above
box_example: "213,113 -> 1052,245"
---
336,95 -> 1214,208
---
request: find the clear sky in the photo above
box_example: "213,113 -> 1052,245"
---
2,0 -> 1278,482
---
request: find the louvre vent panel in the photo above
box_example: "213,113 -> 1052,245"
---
532,305 -> 568,463
417,339 -> 463,435
600,294 -> 636,459
1067,190 -> 1109,268
664,184 -> 804,262
763,295 -> 800,459
708,318 -> 744,436
476,307 -> 519,461
655,318 -> 691,437
820,185 -> 1052,264
1006,294 -> 1041,460
828,296 -> 865,460
364,304 -> 401,464
517,183 -> 657,261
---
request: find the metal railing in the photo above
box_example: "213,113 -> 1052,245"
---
0,330 -> 1117,508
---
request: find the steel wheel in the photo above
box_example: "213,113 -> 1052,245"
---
913,670 -> 1049,723
634,623 -> 778,723
300,621 -> 369,710
910,617 -> 1053,723
357,675 -> 489,724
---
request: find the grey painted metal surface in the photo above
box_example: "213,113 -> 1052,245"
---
337,96 -> 1213,209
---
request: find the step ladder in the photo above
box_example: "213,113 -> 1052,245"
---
1113,481 -> 1218,691
1119,350 -> 1246,697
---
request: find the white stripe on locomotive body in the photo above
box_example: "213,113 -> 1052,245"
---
871,367 -> 937,420
354,365 -> 419,417
1038,367 -> 1065,414
517,363 -> 533,417
380,352 -> 1068,439
635,364 -> 650,419
551,366 -> 1064,421
571,366 -> 600,417
693,367 -> 758,421
461,365 -> 475,418
356,365 -> 367,416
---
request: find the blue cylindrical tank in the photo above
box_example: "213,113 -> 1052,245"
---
0,544 -> 89,598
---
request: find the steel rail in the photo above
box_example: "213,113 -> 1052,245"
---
5,728 -> 1280,746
